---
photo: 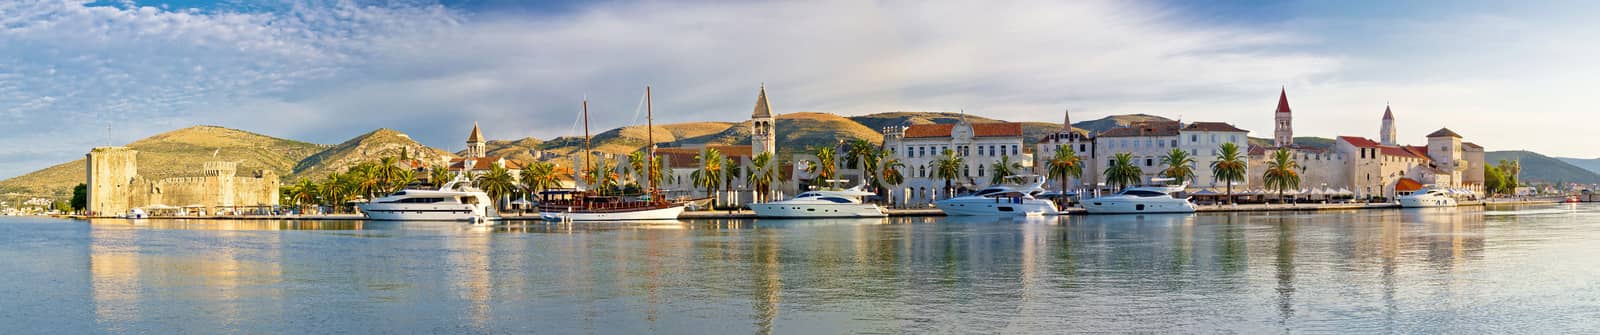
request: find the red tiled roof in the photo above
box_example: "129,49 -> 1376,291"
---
1100,121 -> 1181,137
1376,146 -> 1431,161
1275,88 -> 1291,114
1338,136 -> 1380,148
1181,122 -> 1247,132
448,156 -> 525,171
903,122 -> 1023,138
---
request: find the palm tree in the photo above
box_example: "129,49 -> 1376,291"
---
347,164 -> 382,202
930,148 -> 964,198
430,166 -> 453,187
1210,142 -> 1247,205
318,172 -> 354,213
1497,159 -> 1521,195
807,146 -> 837,187
843,139 -> 874,170
522,161 -> 566,198
1045,146 -> 1084,194
626,151 -> 647,185
390,169 -> 416,192
988,154 -> 1022,185
1263,148 -> 1301,204
879,155 -> 905,205
691,148 -> 725,205
474,164 -> 517,211
376,156 -> 403,193
1103,152 -> 1142,191
289,178 -> 319,211
746,152 -> 778,203
1159,148 -> 1196,185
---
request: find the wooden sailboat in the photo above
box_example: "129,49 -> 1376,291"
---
538,87 -> 689,221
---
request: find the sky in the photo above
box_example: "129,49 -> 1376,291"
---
3,0 -> 1598,179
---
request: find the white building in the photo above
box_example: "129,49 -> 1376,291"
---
1091,120 -> 1250,191
883,116 -> 1029,204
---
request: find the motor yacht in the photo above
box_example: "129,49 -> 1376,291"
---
751,185 -> 887,218
934,175 -> 1061,216
1081,181 -> 1197,214
1398,186 -> 1458,208
358,177 -> 496,222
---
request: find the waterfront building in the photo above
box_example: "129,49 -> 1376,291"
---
1092,120 -> 1251,191
1034,110 -> 1096,191
882,114 -> 1028,203
1248,89 -> 1350,196
85,147 -> 279,216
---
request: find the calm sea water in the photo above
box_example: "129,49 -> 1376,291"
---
3,204 -> 1600,334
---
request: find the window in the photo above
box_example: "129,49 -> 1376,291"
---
918,166 -> 925,178
1158,140 -> 1164,148
1230,135 -> 1237,142
1146,158 -> 1153,167
1191,135 -> 1198,142
1011,145 -> 1018,156
1079,144 -> 1087,152
1171,140 -> 1178,147
1211,134 -> 1218,143
978,165 -> 985,177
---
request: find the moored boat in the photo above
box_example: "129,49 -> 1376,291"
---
537,87 -> 689,222
1398,186 -> 1458,208
934,175 -> 1061,216
1081,180 -> 1197,214
358,177 -> 497,222
751,184 -> 886,218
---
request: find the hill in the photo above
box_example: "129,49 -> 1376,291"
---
1556,157 -> 1600,175
1248,137 -> 1336,151
0,126 -> 325,197
532,122 -> 738,157
1486,151 -> 1600,184
291,128 -> 456,180
472,137 -> 545,163
1072,114 -> 1173,134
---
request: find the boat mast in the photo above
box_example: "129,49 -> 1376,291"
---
646,86 -> 656,196
583,99 -> 592,182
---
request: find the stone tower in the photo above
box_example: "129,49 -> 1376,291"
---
86,147 -> 138,216
466,122 -> 486,158
750,84 -> 776,158
1274,88 -> 1293,147
1380,105 -> 1398,146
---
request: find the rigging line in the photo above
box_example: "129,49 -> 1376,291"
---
629,88 -> 648,128
567,96 -> 585,142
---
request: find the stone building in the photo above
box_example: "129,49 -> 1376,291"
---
1033,109 -> 1250,194
86,147 -> 280,216
448,123 -> 524,180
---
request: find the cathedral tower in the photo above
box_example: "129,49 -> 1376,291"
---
750,84 -> 776,158
1380,105 -> 1397,146
1274,88 -> 1293,147
466,122 -> 486,158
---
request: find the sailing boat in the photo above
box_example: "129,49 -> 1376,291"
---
537,87 -> 689,221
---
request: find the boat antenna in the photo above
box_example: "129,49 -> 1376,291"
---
646,85 -> 656,198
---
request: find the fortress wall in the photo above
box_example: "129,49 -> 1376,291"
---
86,147 -> 138,216
86,149 -> 283,213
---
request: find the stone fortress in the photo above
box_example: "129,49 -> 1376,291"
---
86,147 -> 280,216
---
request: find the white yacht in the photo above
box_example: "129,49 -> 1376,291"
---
1398,186 -> 1458,208
1081,181 -> 1197,214
751,185 -> 887,218
358,177 -> 496,222
934,175 -> 1061,216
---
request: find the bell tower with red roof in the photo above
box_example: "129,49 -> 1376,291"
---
1273,88 -> 1293,147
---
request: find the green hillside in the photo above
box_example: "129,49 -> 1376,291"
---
1248,136 -> 1335,151
1487,151 -> 1600,184
0,126 -> 326,197
1557,157 -> 1600,175
292,128 -> 456,180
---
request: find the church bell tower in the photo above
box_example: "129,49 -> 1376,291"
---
1274,88 -> 1293,147
750,84 -> 776,158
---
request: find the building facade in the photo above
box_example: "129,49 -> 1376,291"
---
882,116 -> 1028,203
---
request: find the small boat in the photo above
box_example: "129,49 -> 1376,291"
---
751,184 -> 887,218
934,175 -> 1061,216
1398,186 -> 1458,208
1081,180 -> 1197,214
127,208 -> 147,219
358,176 -> 496,222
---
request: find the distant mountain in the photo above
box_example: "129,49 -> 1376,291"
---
1487,151 -> 1600,184
291,128 -> 456,180
1556,157 -> 1600,175
0,126 -> 325,197
1072,114 -> 1173,134
1248,137 -> 1336,151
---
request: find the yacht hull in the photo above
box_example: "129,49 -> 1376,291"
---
540,205 -> 686,222
358,203 -> 491,221
1399,197 -> 1457,208
751,203 -> 886,218
1081,198 -> 1196,214
934,198 -> 1060,216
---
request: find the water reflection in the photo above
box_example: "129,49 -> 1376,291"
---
7,205 -> 1596,333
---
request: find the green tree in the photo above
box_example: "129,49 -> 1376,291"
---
1210,142 -> 1247,205
318,172 -> 354,213
930,148 -> 964,197
375,156 -> 404,193
1159,148 -> 1196,185
691,148 -> 726,205
1103,152 -> 1143,191
844,139 -> 874,170
1496,159 -> 1521,194
289,178 -> 319,209
1484,165 -> 1506,196
1263,148 -> 1301,204
746,152 -> 778,203
807,146 -> 837,187
522,161 -> 568,198
1045,146 -> 1084,194
474,164 -> 517,212
430,166 -> 454,187
70,183 -> 87,212
988,154 -> 1022,185
879,154 -> 906,202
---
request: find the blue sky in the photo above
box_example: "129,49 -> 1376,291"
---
3,0 -> 1597,179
